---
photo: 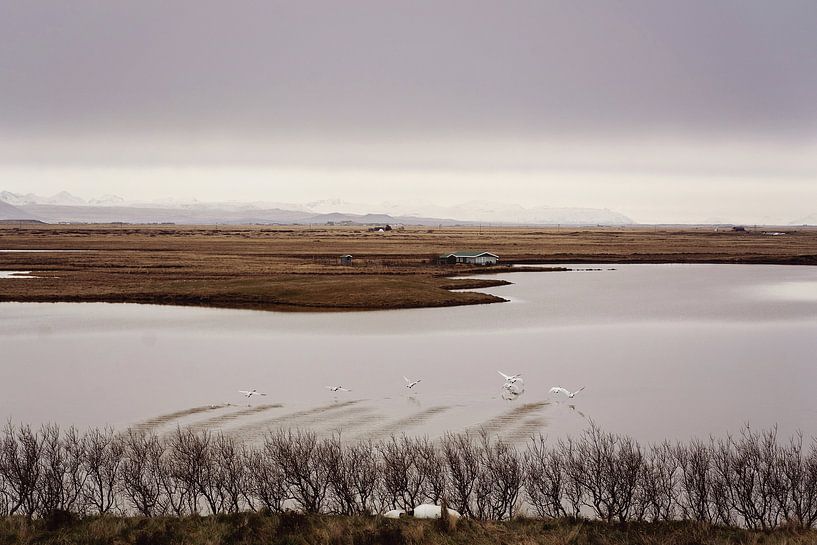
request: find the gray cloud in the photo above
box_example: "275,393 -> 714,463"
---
1,0 -> 816,141
1,1 -> 816,223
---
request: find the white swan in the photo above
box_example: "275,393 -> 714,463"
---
325,385 -> 351,392
238,389 -> 267,398
497,371 -> 522,384
549,386 -> 585,399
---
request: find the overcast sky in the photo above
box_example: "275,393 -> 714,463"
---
1,1 -> 816,223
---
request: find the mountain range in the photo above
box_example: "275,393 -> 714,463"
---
0,190 -> 637,226
0,199 -> 35,221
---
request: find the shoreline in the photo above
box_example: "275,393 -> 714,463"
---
2,224 -> 816,312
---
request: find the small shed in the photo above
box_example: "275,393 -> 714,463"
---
339,254 -> 353,265
439,251 -> 499,265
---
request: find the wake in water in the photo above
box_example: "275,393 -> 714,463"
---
187,403 -> 284,432
468,400 -> 551,436
229,400 -> 362,441
357,405 -> 452,440
133,405 -> 226,432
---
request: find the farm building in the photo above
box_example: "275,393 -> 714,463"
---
339,254 -> 353,265
439,251 -> 499,265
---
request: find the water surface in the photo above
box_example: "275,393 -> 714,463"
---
1,264 -> 816,444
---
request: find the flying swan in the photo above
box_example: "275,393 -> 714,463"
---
238,389 -> 267,398
325,385 -> 351,392
498,371 -> 523,384
549,386 -> 585,399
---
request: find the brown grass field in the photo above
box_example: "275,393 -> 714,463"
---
2,513 -> 817,545
1,224 -> 816,311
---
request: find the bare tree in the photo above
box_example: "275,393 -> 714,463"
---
675,438 -> 715,523
246,443 -> 287,513
778,433 -> 817,528
0,422 -> 42,517
166,428 -> 223,515
710,428 -> 785,530
119,430 -> 164,517
1,420 -> 816,529
415,437 -> 447,506
38,425 -> 88,517
82,427 -> 124,515
266,429 -> 330,513
477,431 -> 523,520
524,434 -> 568,518
379,435 -> 430,512
564,424 -> 638,522
442,432 -> 481,517
213,433 -> 249,513
325,435 -> 381,515
635,442 -> 677,522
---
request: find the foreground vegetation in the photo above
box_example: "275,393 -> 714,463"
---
3,513 -> 817,545
3,422 -> 817,534
1,224 -> 816,310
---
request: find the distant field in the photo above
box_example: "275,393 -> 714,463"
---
1,224 -> 816,311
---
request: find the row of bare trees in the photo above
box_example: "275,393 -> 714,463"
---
2,422 -> 817,528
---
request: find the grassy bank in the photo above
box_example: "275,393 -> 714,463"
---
1,224 -> 816,311
2,513 -> 816,545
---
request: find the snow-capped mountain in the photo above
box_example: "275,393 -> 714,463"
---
1,190 -> 89,206
88,194 -> 127,206
302,199 -> 633,225
1,189 -> 636,225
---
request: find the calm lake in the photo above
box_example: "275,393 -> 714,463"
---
1,264 -> 816,444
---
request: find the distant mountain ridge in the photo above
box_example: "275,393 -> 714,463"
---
0,199 -> 36,221
1,190 -> 635,225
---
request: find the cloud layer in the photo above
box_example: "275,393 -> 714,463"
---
1,1 -> 815,222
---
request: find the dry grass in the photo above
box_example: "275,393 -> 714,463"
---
1,514 -> 816,545
1,224 -> 816,311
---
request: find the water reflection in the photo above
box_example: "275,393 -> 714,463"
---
0,271 -> 37,279
501,380 -> 526,401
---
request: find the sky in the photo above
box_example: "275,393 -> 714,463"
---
1,0 -> 816,223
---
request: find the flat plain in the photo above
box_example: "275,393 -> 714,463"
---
1,224 -> 816,311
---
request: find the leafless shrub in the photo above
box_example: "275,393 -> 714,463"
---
635,442 -> 677,522
675,438 -> 715,523
119,430 -> 164,517
779,433 -> 817,528
1,420 -> 816,529
213,433 -> 249,514
379,435 -> 431,511
563,424 -> 643,522
265,429 -> 330,513
166,427 -> 221,514
415,437 -> 447,506
325,435 -> 381,515
710,428 -> 786,530
442,432 -> 481,517
38,425 -> 87,517
476,431 -> 523,520
82,427 -> 124,515
246,441 -> 287,513
0,422 -> 42,517
524,434 -> 568,519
